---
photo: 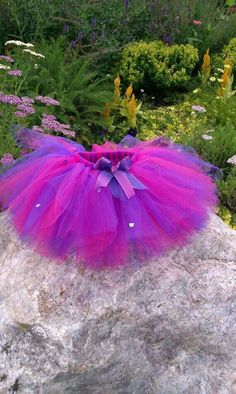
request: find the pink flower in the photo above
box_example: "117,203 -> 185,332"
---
42,114 -> 56,121
32,125 -> 45,133
61,129 -> 76,137
0,153 -> 15,166
0,93 -> 22,105
35,95 -> 60,106
21,96 -> 35,105
15,111 -> 28,117
59,123 -> 71,129
8,69 -> 23,77
40,113 -> 75,137
193,20 -> 202,26
0,55 -> 14,63
17,104 -> 35,114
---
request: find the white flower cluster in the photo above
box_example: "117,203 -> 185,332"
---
0,64 -> 10,70
227,155 -> 236,166
5,40 -> 34,48
202,134 -> 213,141
22,49 -> 45,59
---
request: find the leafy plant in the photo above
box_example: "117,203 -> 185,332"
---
138,101 -> 202,141
120,40 -> 199,95
218,167 -> 236,215
24,38 -> 113,145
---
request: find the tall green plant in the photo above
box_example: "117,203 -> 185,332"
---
25,38 -> 113,144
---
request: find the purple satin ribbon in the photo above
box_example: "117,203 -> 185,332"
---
94,156 -> 146,199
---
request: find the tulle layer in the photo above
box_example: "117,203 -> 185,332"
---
0,129 -> 218,269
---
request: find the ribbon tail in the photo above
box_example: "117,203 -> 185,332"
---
113,170 -> 135,199
96,171 -> 113,190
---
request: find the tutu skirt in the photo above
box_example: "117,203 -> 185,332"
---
0,129 -> 218,269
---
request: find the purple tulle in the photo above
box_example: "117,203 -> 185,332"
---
0,129 -> 218,269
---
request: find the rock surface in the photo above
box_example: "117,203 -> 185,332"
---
0,213 -> 236,394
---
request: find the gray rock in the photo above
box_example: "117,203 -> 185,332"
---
0,213 -> 236,394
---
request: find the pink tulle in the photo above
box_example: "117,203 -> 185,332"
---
0,130 -> 218,269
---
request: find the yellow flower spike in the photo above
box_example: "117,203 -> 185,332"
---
217,58 -> 234,99
220,59 -> 232,88
125,84 -> 133,99
201,48 -> 211,81
114,75 -> 121,98
221,70 -> 230,88
129,94 -> 136,114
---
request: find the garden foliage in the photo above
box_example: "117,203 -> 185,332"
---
120,41 -> 199,93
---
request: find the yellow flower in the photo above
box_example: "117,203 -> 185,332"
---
114,75 -> 121,98
129,94 -> 136,114
201,48 -> 211,77
125,84 -> 133,99
221,69 -> 230,88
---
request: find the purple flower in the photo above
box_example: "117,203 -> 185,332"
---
42,114 -> 57,121
0,153 -> 15,166
35,95 -> 60,106
0,93 -> 22,105
63,24 -> 70,33
0,55 -> 14,63
41,114 -> 75,137
59,123 -> 71,129
8,69 -> 23,77
61,129 -> 76,137
21,96 -> 35,105
191,105 -> 206,113
124,0 -> 129,9
90,31 -> 97,45
163,35 -> 173,45
32,125 -> 45,133
70,40 -> 77,49
17,104 -> 35,114
15,111 -> 28,117
91,17 -> 97,28
77,31 -> 83,45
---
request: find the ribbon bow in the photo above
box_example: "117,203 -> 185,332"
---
94,156 -> 146,199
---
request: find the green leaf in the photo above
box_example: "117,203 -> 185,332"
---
226,0 -> 236,6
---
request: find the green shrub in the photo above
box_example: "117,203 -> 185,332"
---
138,102 -> 202,141
217,205 -> 236,229
187,122 -> 236,171
218,167 -> 236,215
120,41 -> 199,94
